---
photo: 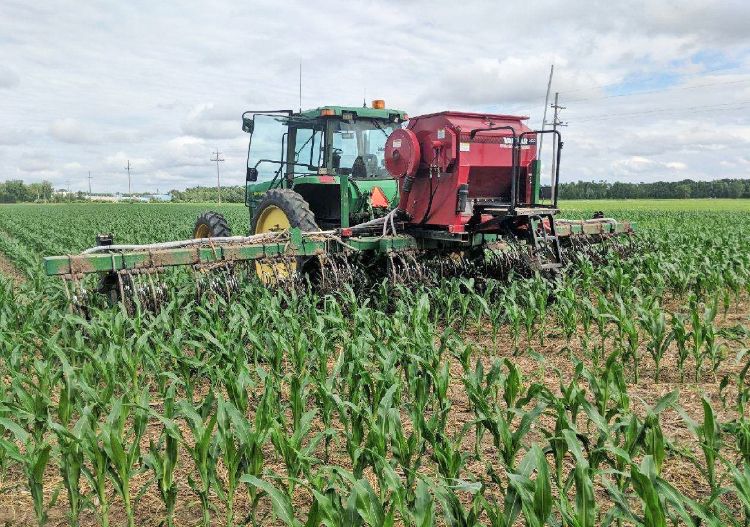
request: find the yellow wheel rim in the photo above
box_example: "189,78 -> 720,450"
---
194,224 -> 211,238
254,205 -> 296,282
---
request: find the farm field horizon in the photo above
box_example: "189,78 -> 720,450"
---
0,200 -> 749,526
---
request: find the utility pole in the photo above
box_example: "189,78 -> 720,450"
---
124,160 -> 132,197
88,171 -> 92,198
549,92 -> 567,203
537,64 -> 554,162
211,149 -> 225,204
299,61 -> 302,113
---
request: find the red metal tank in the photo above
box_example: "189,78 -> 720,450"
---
384,111 -> 537,232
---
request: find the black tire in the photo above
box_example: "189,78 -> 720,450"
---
251,189 -> 318,281
250,189 -> 318,233
193,211 -> 232,238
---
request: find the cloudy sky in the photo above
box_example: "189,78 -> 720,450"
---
1,0 -> 749,193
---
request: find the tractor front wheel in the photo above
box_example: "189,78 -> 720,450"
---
251,189 -> 317,283
193,211 -> 232,238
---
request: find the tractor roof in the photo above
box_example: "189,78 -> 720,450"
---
298,105 -> 407,120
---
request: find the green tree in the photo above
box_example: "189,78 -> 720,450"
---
2,180 -> 29,202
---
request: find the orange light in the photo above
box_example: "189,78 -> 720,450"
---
371,99 -> 385,109
320,108 -> 335,116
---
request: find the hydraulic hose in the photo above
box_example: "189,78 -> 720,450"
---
80,230 -> 337,254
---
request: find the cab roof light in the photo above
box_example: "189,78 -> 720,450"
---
320,108 -> 335,116
371,99 -> 385,109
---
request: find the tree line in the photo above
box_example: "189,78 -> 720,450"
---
0,180 -> 54,203
3,178 -> 750,204
556,178 -> 750,200
169,185 -> 245,203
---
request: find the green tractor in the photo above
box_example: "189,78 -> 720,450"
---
193,103 -> 408,272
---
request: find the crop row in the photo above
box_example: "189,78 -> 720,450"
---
0,204 -> 749,526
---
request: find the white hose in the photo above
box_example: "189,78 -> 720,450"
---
556,217 -> 618,225
349,215 -> 387,231
81,229 -> 337,254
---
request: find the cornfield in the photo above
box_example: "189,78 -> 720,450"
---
1,202 -> 749,526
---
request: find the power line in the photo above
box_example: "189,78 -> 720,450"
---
211,149 -> 225,204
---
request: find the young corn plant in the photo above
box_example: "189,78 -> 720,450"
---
677,397 -> 723,502
215,394 -> 269,527
49,418 -> 86,527
502,445 -> 554,527
554,283 -> 579,350
48,350 -> 86,527
560,429 -> 597,527
143,385 -> 180,527
101,392 -> 149,527
671,312 -> 692,382
241,473 -> 302,527
178,393 -> 219,527
620,313 -> 641,384
0,417 -> 56,527
690,295 -> 718,381
271,408 -> 325,496
80,408 -> 113,527
638,303 -> 674,383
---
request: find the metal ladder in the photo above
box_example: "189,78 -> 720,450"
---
528,214 -> 563,270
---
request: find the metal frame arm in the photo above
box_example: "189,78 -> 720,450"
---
519,130 -> 562,208
469,126 -> 519,212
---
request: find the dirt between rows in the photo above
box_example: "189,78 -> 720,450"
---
0,228 -> 27,287
1,299 -> 748,526
0,248 -> 25,287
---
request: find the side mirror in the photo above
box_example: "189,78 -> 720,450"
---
242,117 -> 254,133
246,167 -> 258,182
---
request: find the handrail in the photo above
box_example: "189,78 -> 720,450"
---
469,126 -> 519,213
519,130 -> 562,208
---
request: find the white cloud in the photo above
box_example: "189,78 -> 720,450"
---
18,155 -> 53,174
0,0 -> 748,191
0,128 -> 29,145
181,103 -> 239,140
49,118 -> 97,144
0,65 -> 19,89
610,156 -> 689,179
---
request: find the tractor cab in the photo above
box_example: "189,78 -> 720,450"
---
243,102 -> 408,229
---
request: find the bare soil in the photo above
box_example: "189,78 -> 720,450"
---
0,248 -> 25,287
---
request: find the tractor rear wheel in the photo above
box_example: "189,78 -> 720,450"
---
251,189 -> 318,283
193,211 -> 232,238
